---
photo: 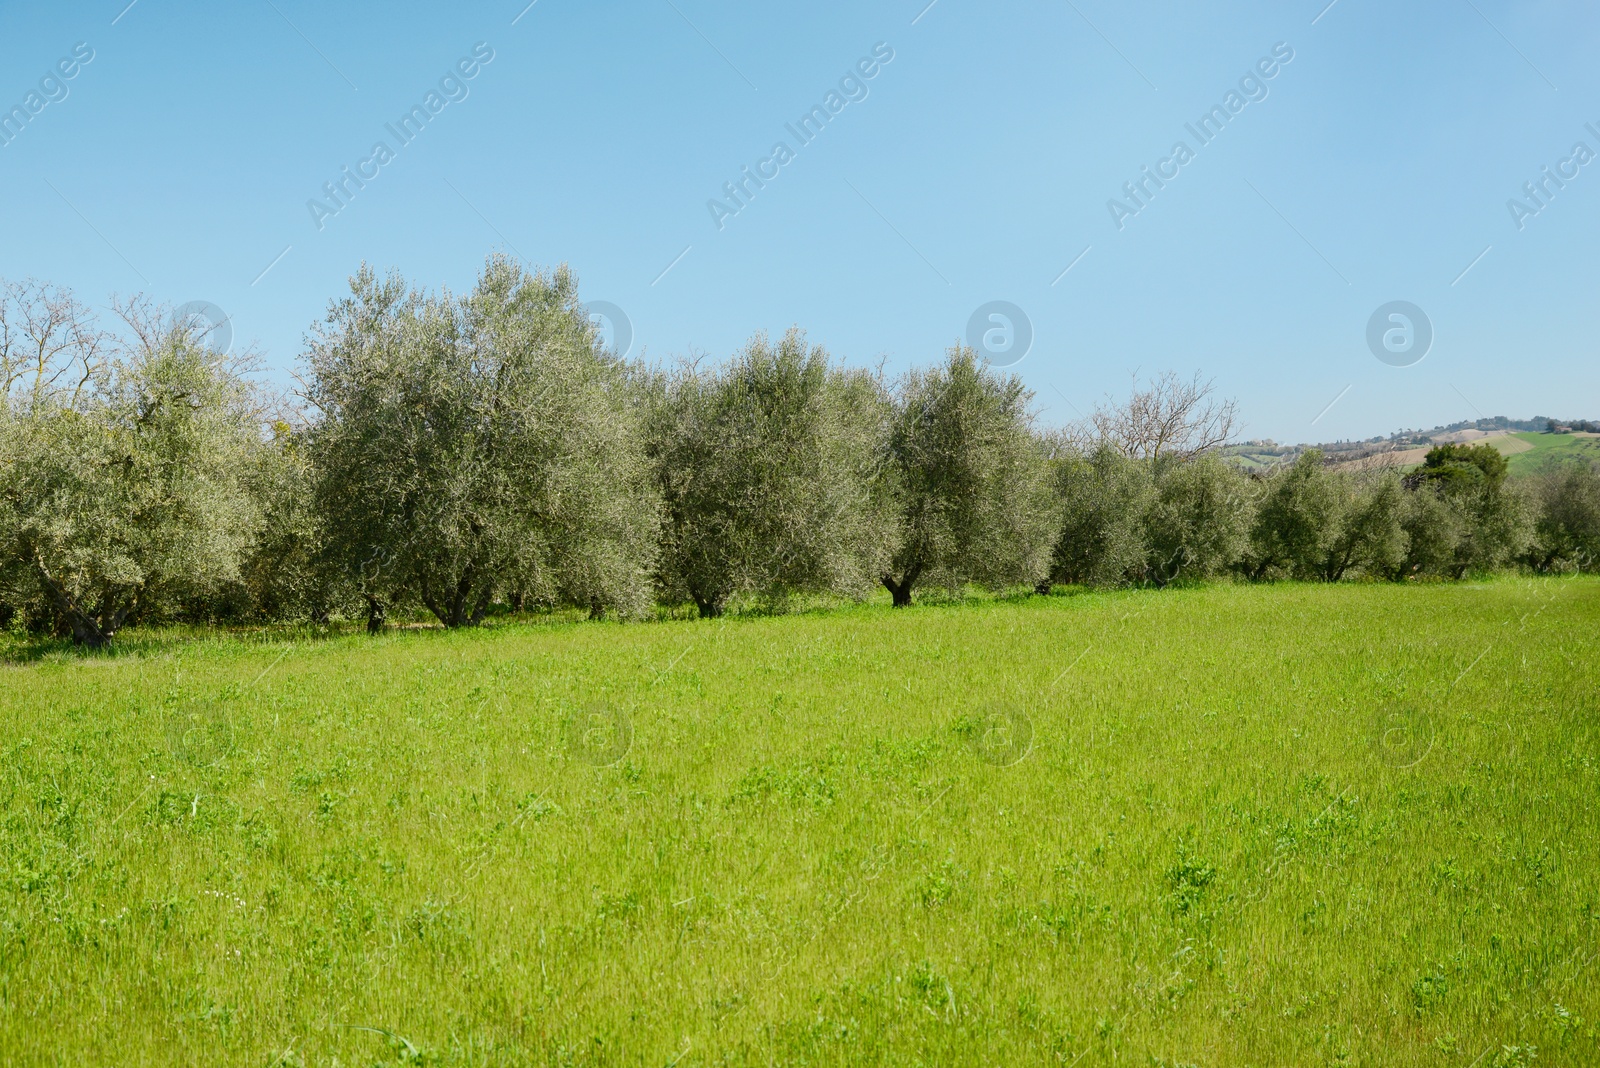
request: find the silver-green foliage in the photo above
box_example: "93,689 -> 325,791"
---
1043,443 -> 1153,588
1318,469 -> 1407,581
880,346 -> 1055,605
1141,454 -> 1253,586
1528,461 -> 1600,572
648,328 -> 891,617
0,282 -> 260,645
1245,452 -> 1406,582
226,422 -> 347,623
304,257 -> 659,627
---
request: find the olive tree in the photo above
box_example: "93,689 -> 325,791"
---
1527,462 -> 1600,572
1315,470 -> 1406,581
0,282 -> 261,646
224,421 -> 347,623
879,345 -> 1055,606
1244,451 -> 1341,580
1409,443 -> 1532,578
304,257 -> 659,629
1395,484 -> 1462,580
1040,441 -> 1152,590
1237,452 -> 1405,582
1141,454 -> 1253,586
647,329 -> 890,617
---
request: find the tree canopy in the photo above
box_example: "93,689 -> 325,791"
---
303,257 -> 658,628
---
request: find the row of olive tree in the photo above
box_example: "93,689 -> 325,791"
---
4,263 -> 1598,646
296,262 -> 1055,627
642,327 -> 1054,615
1039,437 -> 1597,590
0,262 -> 1061,639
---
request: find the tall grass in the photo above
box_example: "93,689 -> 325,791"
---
2,579 -> 1597,1065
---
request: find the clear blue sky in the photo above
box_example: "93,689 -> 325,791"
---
3,0 -> 1597,443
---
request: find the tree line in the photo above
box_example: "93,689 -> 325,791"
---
3,260 -> 1597,647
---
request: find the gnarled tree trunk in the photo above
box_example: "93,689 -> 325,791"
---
29,551 -> 130,648
881,561 -> 921,608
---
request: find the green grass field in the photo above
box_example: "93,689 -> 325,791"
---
1506,432 -> 1600,475
3,580 -> 1599,1066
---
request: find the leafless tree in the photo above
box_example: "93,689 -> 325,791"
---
0,279 -> 111,412
1078,370 -> 1239,462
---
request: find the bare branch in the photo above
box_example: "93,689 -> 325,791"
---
1079,370 -> 1239,462
0,278 -> 112,412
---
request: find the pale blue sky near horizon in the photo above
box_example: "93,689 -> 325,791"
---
2,0 -> 1597,444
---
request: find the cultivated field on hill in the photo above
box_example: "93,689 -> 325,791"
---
1506,431 -> 1600,475
2,580 -> 1598,1066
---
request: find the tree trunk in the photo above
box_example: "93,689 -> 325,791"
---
468,585 -> 495,626
30,553 -> 120,647
421,570 -> 488,628
69,616 -> 112,649
447,576 -> 470,627
65,593 -> 121,647
364,595 -> 387,634
881,561 -> 922,608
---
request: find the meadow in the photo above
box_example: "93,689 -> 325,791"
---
1506,433 -> 1600,475
2,579 -> 1598,1066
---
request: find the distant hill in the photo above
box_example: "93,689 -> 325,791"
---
1224,416 -> 1598,473
1503,430 -> 1600,475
